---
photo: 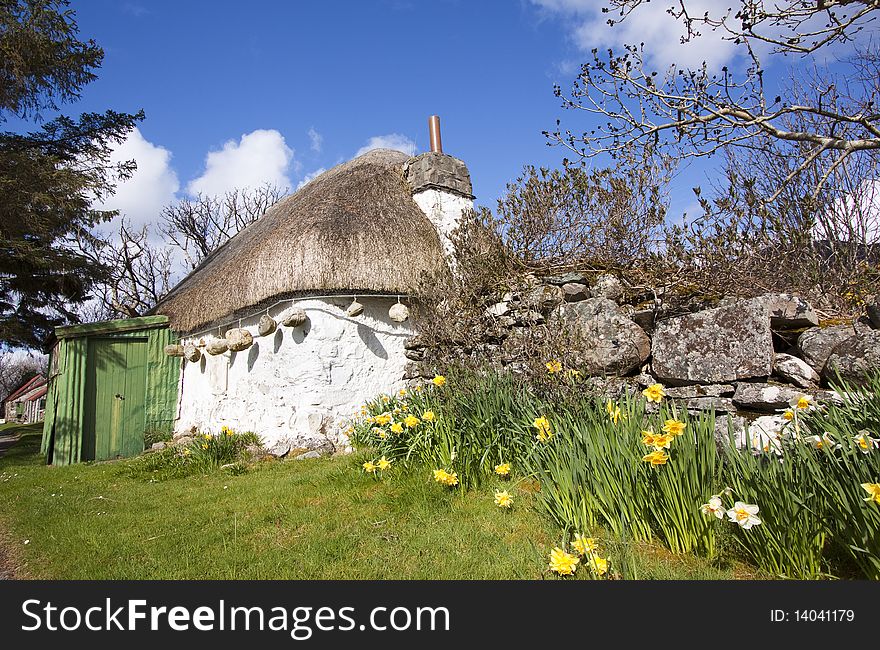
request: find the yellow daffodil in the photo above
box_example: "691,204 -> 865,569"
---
494,462 -> 511,476
432,469 -> 458,487
642,449 -> 669,465
404,414 -> 420,428
699,496 -> 726,519
642,383 -> 666,403
641,429 -> 657,447
363,461 -> 377,473
533,416 -> 552,442
862,482 -> 880,505
571,534 -> 598,556
783,410 -> 794,421
662,419 -> 686,436
201,443 -> 209,450
727,501 -> 761,529
605,400 -> 623,424
422,410 -> 436,422
588,555 -> 609,576
377,456 -> 392,471
548,547 -> 579,576
494,490 -> 513,508
390,422 -> 404,434
374,412 -> 392,426
204,433 -> 212,440
651,433 -> 674,450
432,375 -> 447,387
546,360 -> 562,374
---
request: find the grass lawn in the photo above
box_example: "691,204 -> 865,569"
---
0,423 -> 757,580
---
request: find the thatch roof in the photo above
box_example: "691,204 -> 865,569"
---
154,149 -> 448,334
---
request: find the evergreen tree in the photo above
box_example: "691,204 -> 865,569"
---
0,0 -> 142,347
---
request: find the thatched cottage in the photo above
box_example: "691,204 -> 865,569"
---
154,124 -> 472,451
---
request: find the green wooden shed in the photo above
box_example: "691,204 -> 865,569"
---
40,315 -> 180,466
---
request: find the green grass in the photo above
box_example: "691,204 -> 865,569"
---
0,424 -> 748,580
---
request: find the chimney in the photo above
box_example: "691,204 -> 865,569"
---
402,115 -> 475,260
428,115 -> 443,153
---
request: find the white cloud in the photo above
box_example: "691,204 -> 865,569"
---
296,168 -> 326,190
187,129 -> 295,197
307,127 -> 323,153
355,133 -> 417,158
94,127 -> 179,231
532,0 -> 740,71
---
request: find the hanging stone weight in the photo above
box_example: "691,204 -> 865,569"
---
225,328 -> 253,352
205,338 -> 229,355
282,306 -> 307,327
183,344 -> 202,363
389,303 -> 409,323
258,314 -> 277,336
164,344 -> 184,357
346,299 -> 364,317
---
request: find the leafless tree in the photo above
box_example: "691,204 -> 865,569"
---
159,183 -> 287,269
548,1 -> 880,206
0,351 -> 47,403
73,219 -> 175,320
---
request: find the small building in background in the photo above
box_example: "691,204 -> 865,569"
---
2,374 -> 48,424
40,315 -> 180,466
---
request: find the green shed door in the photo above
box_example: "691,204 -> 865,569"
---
83,338 -> 148,461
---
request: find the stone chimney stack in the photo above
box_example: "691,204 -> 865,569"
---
403,116 -> 474,258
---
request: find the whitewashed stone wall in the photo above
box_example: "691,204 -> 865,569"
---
175,296 -> 414,450
412,189 -> 473,258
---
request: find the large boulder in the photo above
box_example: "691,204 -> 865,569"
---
590,274 -> 623,301
774,353 -> 820,388
555,298 -> 650,376
825,329 -> 880,384
652,300 -> 773,385
523,285 -> 564,312
796,324 -> 864,374
749,293 -> 818,329
732,382 -> 809,412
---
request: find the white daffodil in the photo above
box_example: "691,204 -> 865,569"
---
805,433 -> 837,451
751,429 -> 783,456
700,496 -> 726,519
788,394 -> 813,411
854,430 -> 880,454
727,501 -> 762,530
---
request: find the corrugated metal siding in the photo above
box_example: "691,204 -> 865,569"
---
40,319 -> 180,466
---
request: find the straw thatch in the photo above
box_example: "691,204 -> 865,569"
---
154,149 -> 448,334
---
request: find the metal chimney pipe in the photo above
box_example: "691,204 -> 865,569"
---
428,115 -> 443,153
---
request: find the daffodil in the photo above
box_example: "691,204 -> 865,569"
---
727,501 -> 761,529
862,482 -> 880,505
432,469 -> 458,487
789,394 -> 813,410
700,496 -> 726,519
642,383 -> 666,403
548,547 -> 579,576
546,360 -> 562,374
399,389 -> 407,397
404,414 -> 420,428
642,449 -> 669,465
564,369 -> 582,380
201,443 -> 209,450
375,412 -> 393,425
782,410 -> 794,421
571,534 -> 599,556
413,385 -> 423,393
533,416 -> 552,442
494,462 -> 511,476
494,490 -> 513,508
390,422 -> 404,434
422,410 -> 436,422
588,555 -> 609,576
806,433 -> 836,450
854,431 -> 879,454
432,375 -> 447,387
649,432 -> 674,449
377,456 -> 392,471
641,429 -> 657,447
662,419 -> 686,436
203,433 -> 212,440
363,461 -> 377,473
605,400 -> 623,424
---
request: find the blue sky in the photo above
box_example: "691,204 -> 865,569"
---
35,0 -> 866,235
